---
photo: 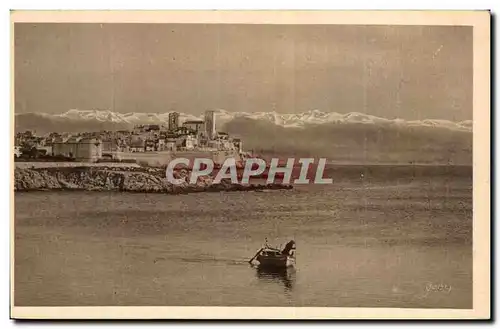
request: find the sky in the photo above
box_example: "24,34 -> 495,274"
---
14,23 -> 472,121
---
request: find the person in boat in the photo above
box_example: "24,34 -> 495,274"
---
249,239 -> 296,265
281,240 -> 296,256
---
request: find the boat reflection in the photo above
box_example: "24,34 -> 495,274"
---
254,265 -> 296,291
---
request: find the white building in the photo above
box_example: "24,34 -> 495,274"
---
176,135 -> 196,150
14,146 -> 21,158
233,139 -> 243,153
157,138 -> 166,151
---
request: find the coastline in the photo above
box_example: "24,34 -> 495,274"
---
14,166 -> 293,194
13,160 -> 472,193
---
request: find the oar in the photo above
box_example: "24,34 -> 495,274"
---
248,248 -> 263,264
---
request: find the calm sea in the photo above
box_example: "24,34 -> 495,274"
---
15,168 -> 472,308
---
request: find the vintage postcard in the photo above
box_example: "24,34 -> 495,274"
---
10,10 -> 490,320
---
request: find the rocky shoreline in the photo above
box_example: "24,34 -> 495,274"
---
14,166 -> 293,194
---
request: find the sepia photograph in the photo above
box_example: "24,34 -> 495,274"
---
10,10 -> 490,319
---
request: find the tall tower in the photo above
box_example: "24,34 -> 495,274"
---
204,110 -> 216,140
168,112 -> 179,131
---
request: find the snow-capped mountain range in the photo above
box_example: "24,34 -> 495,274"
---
18,108 -> 472,132
14,108 -> 472,164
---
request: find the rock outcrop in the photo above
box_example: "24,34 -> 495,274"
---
14,167 -> 293,194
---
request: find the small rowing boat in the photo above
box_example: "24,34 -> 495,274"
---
249,239 -> 296,269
